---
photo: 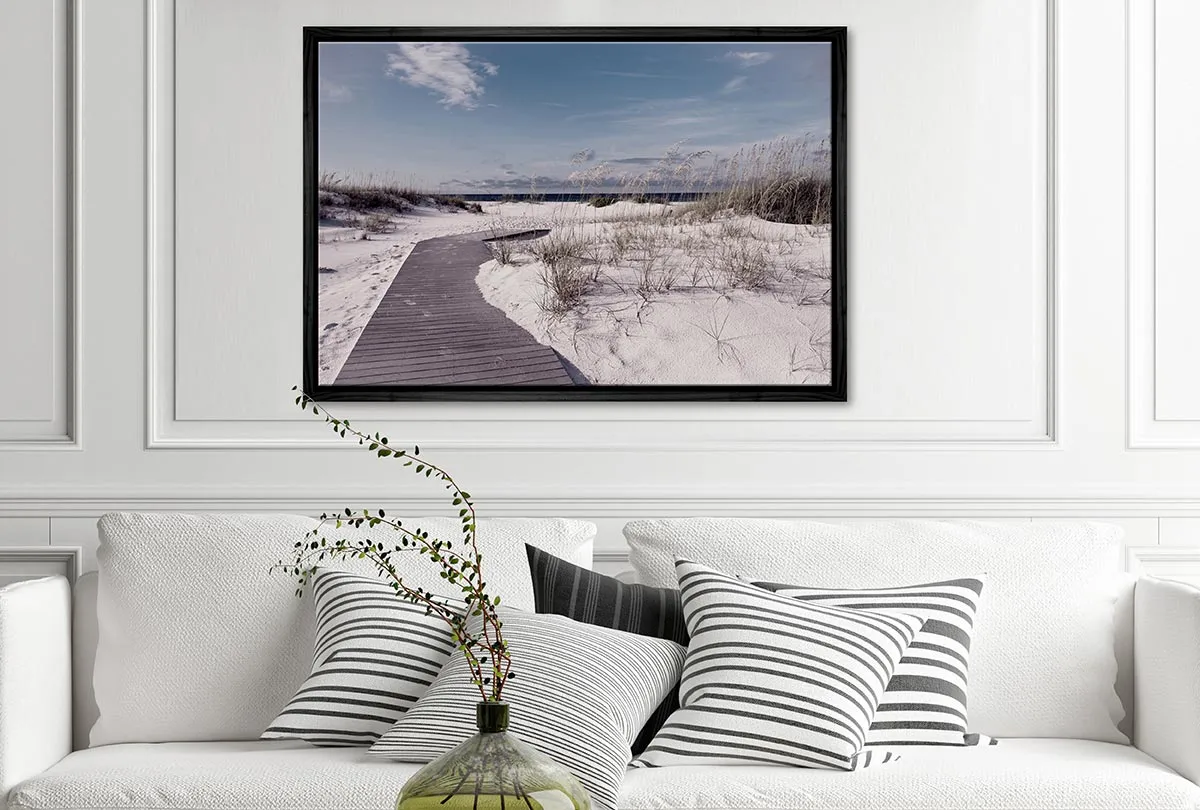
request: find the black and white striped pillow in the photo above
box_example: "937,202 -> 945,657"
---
261,570 -> 456,746
525,543 -> 688,754
748,576 -> 988,747
634,559 -> 924,771
370,609 -> 685,810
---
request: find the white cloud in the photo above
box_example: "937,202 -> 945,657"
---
720,76 -> 747,94
385,43 -> 498,109
318,77 -> 353,103
726,51 -> 774,67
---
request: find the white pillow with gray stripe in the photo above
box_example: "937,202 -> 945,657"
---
261,570 -> 456,746
747,575 -> 987,747
369,608 -> 686,810
634,559 -> 924,771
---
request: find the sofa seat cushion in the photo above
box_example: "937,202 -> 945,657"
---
622,740 -> 1200,810
9,739 -> 1200,810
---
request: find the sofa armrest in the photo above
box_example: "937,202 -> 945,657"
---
0,576 -> 71,805
1135,575 -> 1200,783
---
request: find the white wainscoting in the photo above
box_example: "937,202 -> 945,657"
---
3,508 -> 1200,581
6,514 -> 1199,594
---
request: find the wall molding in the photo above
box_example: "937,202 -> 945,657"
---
1127,546 -> 1200,586
0,0 -> 81,451
5,489 -> 1200,519
0,547 -> 83,585
144,0 -> 1059,452
1126,0 -> 1200,449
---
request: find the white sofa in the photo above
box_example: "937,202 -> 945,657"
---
4,518 -> 1200,809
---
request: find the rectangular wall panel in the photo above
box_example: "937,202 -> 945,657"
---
1153,0 -> 1200,422
153,0 -> 1052,448
0,0 -> 71,442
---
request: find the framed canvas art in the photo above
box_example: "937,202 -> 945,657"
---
303,27 -> 846,401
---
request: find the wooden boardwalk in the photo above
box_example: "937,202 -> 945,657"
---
336,229 -> 577,386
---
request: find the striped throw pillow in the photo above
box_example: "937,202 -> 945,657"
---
261,570 -> 456,746
525,543 -> 687,754
748,576 -> 987,747
634,559 -> 924,770
370,609 -> 685,810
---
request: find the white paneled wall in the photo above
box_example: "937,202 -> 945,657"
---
3,0 -> 1200,578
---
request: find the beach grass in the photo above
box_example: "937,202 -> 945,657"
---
684,136 -> 832,226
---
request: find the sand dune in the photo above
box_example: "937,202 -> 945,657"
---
317,200 -> 832,386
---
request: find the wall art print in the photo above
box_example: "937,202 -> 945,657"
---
304,27 -> 846,401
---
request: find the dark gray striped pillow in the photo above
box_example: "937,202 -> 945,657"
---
261,569 -> 456,746
750,576 -> 986,747
369,609 -> 685,810
525,543 -> 687,754
634,559 -> 924,771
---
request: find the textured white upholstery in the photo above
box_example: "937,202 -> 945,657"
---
91,513 -> 596,747
620,739 -> 1200,809
0,577 -> 72,810
1135,576 -> 1200,786
624,519 -> 1128,742
9,739 -> 1199,810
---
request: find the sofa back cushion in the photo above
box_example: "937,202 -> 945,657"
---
90,512 -> 596,746
623,519 -> 1126,742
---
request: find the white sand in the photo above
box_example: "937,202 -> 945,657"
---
476,205 -> 833,385
318,200 -> 833,386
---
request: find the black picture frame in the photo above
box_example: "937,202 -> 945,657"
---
303,26 -> 847,402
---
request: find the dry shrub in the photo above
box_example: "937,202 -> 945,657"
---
710,241 -> 770,289
489,239 -> 515,265
363,213 -> 394,233
531,231 -> 591,315
530,231 -> 586,269
538,265 -> 590,315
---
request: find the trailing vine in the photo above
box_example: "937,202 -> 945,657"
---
278,387 -> 511,702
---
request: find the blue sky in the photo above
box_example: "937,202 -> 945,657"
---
318,40 -> 831,193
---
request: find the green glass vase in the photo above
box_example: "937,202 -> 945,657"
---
396,702 -> 591,810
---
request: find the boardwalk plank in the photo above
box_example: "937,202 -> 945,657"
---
335,228 -> 576,386
344,348 -> 557,371
339,365 -> 572,386
343,353 -> 568,376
